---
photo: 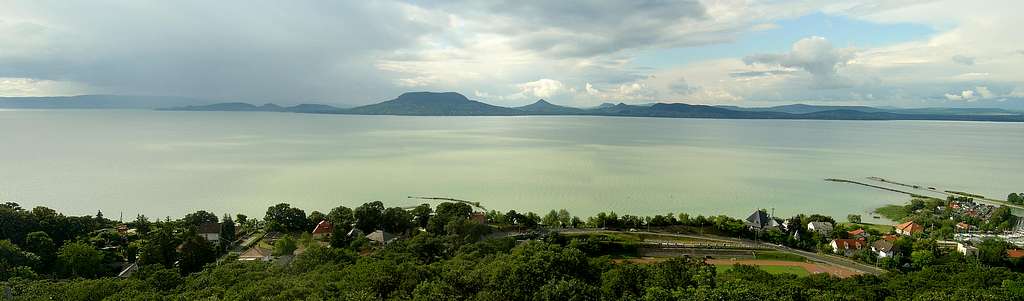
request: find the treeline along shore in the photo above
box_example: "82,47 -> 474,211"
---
1,195 -> 1024,300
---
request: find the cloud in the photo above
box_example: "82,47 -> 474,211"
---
416,1 -> 710,58
583,81 -> 658,101
516,79 -> 565,99
945,86 -> 997,101
951,55 -> 975,65
729,70 -> 799,78
0,1 -> 446,103
669,78 -> 697,95
0,77 -> 88,96
743,36 -> 855,88
945,90 -> 976,101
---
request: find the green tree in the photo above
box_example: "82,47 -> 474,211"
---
354,201 -> 385,233
602,264 -> 648,301
57,241 -> 103,278
977,239 -> 1009,266
182,210 -> 218,227
428,202 -> 472,234
847,214 -> 862,224
412,280 -> 460,301
0,240 -> 40,280
219,214 -> 236,252
382,207 -> 413,234
273,235 -> 298,256
410,204 -> 433,228
557,209 -> 572,228
23,231 -> 56,271
264,203 -> 308,233
542,210 -> 560,227
330,225 -> 352,248
911,250 -> 936,268
647,257 -> 715,290
327,205 -> 356,228
131,214 -> 151,235
535,278 -> 599,301
138,226 -> 178,267
307,211 -> 326,227
1008,193 -> 1022,205
178,231 -> 217,274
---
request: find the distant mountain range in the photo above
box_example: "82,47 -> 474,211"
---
0,95 -> 207,109
5,92 -> 1024,122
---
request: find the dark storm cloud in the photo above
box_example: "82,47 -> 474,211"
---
0,1 -> 443,103
410,0 -> 711,58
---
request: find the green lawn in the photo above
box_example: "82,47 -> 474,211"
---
715,264 -> 810,277
873,205 -> 910,221
753,251 -> 806,262
841,222 -> 893,233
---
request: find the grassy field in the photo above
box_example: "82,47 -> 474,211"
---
753,251 -> 806,262
715,264 -> 810,277
841,222 -> 893,233
873,205 -> 909,221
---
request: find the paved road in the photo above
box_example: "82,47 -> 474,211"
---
553,228 -> 886,276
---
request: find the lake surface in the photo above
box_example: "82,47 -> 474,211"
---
1,110 -> 1022,222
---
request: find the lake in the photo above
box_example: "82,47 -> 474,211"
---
1,110 -> 1022,222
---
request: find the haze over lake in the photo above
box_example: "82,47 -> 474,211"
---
2,109 -> 1021,220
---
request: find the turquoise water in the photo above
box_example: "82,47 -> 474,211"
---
1,110 -> 1021,221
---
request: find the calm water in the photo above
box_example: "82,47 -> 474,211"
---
1,110 -> 1022,222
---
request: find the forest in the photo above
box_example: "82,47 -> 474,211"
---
0,200 -> 1022,300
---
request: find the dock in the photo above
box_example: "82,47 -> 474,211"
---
826,177 -> 1024,210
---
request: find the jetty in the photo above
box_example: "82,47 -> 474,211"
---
826,177 -> 1024,210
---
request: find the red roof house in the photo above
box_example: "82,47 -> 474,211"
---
895,221 -> 924,235
312,220 -> 333,239
830,239 -> 867,256
848,229 -> 868,240
1008,249 -> 1024,259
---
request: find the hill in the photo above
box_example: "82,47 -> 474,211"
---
153,91 -> 1024,122
0,95 -> 209,109
345,92 -> 524,116
162,102 -> 345,113
514,99 -> 585,114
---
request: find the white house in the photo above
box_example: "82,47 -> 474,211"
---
198,223 -> 221,243
807,221 -> 833,235
872,240 -> 895,258
830,239 -> 866,256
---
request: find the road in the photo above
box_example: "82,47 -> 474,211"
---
553,228 -> 886,276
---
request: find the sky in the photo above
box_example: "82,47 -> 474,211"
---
1,0 -> 1023,108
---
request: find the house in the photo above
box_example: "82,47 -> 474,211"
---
955,222 -> 971,231
470,212 -> 487,224
957,242 -> 978,257
872,239 -> 895,258
116,224 -> 130,235
881,234 -> 898,242
807,221 -> 834,235
848,229 -> 868,240
117,262 -> 138,278
1008,249 -> 1024,259
198,223 -> 221,243
238,246 -> 272,261
895,221 -> 923,235
830,239 -> 867,256
745,210 -> 782,231
311,220 -> 333,239
366,230 -> 397,245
